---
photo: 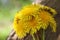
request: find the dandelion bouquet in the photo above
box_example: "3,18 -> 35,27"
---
13,4 -> 57,40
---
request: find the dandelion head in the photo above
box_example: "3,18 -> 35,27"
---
13,4 -> 57,39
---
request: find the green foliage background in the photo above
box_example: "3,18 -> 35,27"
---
0,0 -> 32,40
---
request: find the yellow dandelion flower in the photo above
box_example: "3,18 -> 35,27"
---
13,4 -> 57,39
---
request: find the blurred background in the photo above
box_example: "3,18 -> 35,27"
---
0,0 -> 32,40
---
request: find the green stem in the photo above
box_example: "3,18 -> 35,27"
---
32,34 -> 35,40
42,29 -> 45,40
